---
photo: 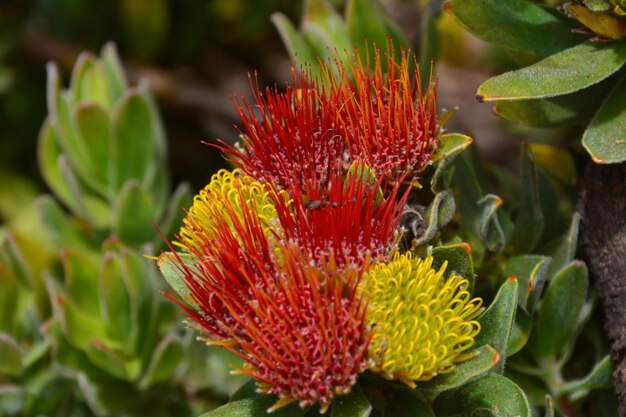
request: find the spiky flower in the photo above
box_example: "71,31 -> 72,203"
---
168,189 -> 371,413
326,47 -> 439,186
222,46 -> 439,190
359,252 -> 482,387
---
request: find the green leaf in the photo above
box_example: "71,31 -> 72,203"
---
413,190 -> 456,247
504,255 -> 550,311
231,380 -> 259,401
546,212 -> 580,282
474,278 -> 518,373
582,73 -> 626,163
271,13 -> 319,68
510,145 -> 544,254
459,374 -> 531,417
560,355 -> 613,394
74,103 -> 111,192
157,252 -> 198,307
492,77 -> 611,127
430,242 -> 474,292
0,265 -> 19,333
0,333 -> 21,376
529,261 -> 588,361
419,345 -> 501,392
139,335 -> 183,389
99,252 -> 132,346
35,195 -> 91,249
382,388 -> 434,416
477,194 -> 506,253
153,181 -> 193,250
100,42 -> 128,104
199,396 -> 307,417
346,0 -> 411,68
447,0 -> 581,56
419,3 -> 442,91
477,41 -> 626,101
112,180 -> 156,247
69,52 -> 110,109
507,308 -> 532,357
331,385 -> 371,417
302,0 -> 352,58
528,143 -> 577,186
110,90 -> 158,192
0,234 -> 35,290
62,249 -> 102,318
84,341 -> 129,380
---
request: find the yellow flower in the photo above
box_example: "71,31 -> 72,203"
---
178,169 -> 289,254
360,253 -> 482,387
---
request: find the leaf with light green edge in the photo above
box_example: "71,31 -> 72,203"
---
560,355 -> 613,394
502,368 -> 549,407
112,180 -> 156,247
99,252 -> 132,347
37,119 -> 83,216
35,195 -> 91,250
74,103 -> 111,193
69,52 -> 110,109
477,194 -> 506,253
447,0 -> 581,56
110,90 -> 157,192
330,385 -> 371,417
100,42 -> 128,105
231,380 -> 260,401
529,261 -> 588,361
510,144 -> 544,254
430,242 -> 474,290
152,182 -> 193,250
544,395 -> 555,417
0,234 -> 35,290
22,372 -> 75,416
0,265 -> 19,333
492,74 -> 612,127
199,396 -> 307,417
302,0 -> 352,58
477,41 -> 626,102
583,74 -> 626,163
84,341 -> 129,380
272,13 -> 319,69
504,255 -> 551,311
0,333 -> 21,376
139,335 -> 183,389
460,374 -> 531,417
62,249 -> 102,318
449,155 -> 484,252
413,190 -> 456,247
385,392 -> 434,417
474,278 -> 518,374
431,133 -> 473,194
346,0 -> 411,69
157,252 -> 198,306
54,291 -> 111,352
507,307 -> 532,357
418,345 -> 501,392
545,212 -> 580,282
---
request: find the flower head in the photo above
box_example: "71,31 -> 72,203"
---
359,253 -> 482,386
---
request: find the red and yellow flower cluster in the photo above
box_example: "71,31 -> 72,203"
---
160,47 -> 482,413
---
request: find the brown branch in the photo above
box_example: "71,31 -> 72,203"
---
579,161 -> 626,417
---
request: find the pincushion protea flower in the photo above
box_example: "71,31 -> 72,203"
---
221,45 -> 439,190
166,186 -> 371,413
327,46 -> 439,186
359,252 -> 482,386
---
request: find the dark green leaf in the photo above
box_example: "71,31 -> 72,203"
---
302,0 -> 352,58
153,181 -> 193,249
477,194 -> 506,253
460,374 -> 531,417
507,308 -> 532,357
447,0 -> 581,56
504,255 -> 550,311
139,335 -> 183,388
384,389 -> 435,417
199,395 -> 307,417
530,261 -> 588,361
99,252 -> 132,345
546,212 -> 580,282
231,380 -> 260,402
511,145 -> 544,254
84,341 -> 129,380
582,73 -> 626,164
419,345 -> 501,392
112,180 -> 156,247
430,242 -> 474,293
331,385 -> 371,417
271,13 -> 319,68
560,355 -> 614,394
414,190 -> 456,246
419,3 -> 442,90
477,41 -> 626,101
474,278 -> 518,373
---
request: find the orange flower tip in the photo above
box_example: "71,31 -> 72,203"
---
443,1 -> 453,13
267,397 -> 296,413
506,275 -> 517,283
492,352 -> 502,366
494,196 -> 503,206
528,278 -> 535,293
460,242 -> 472,254
591,155 -> 605,164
